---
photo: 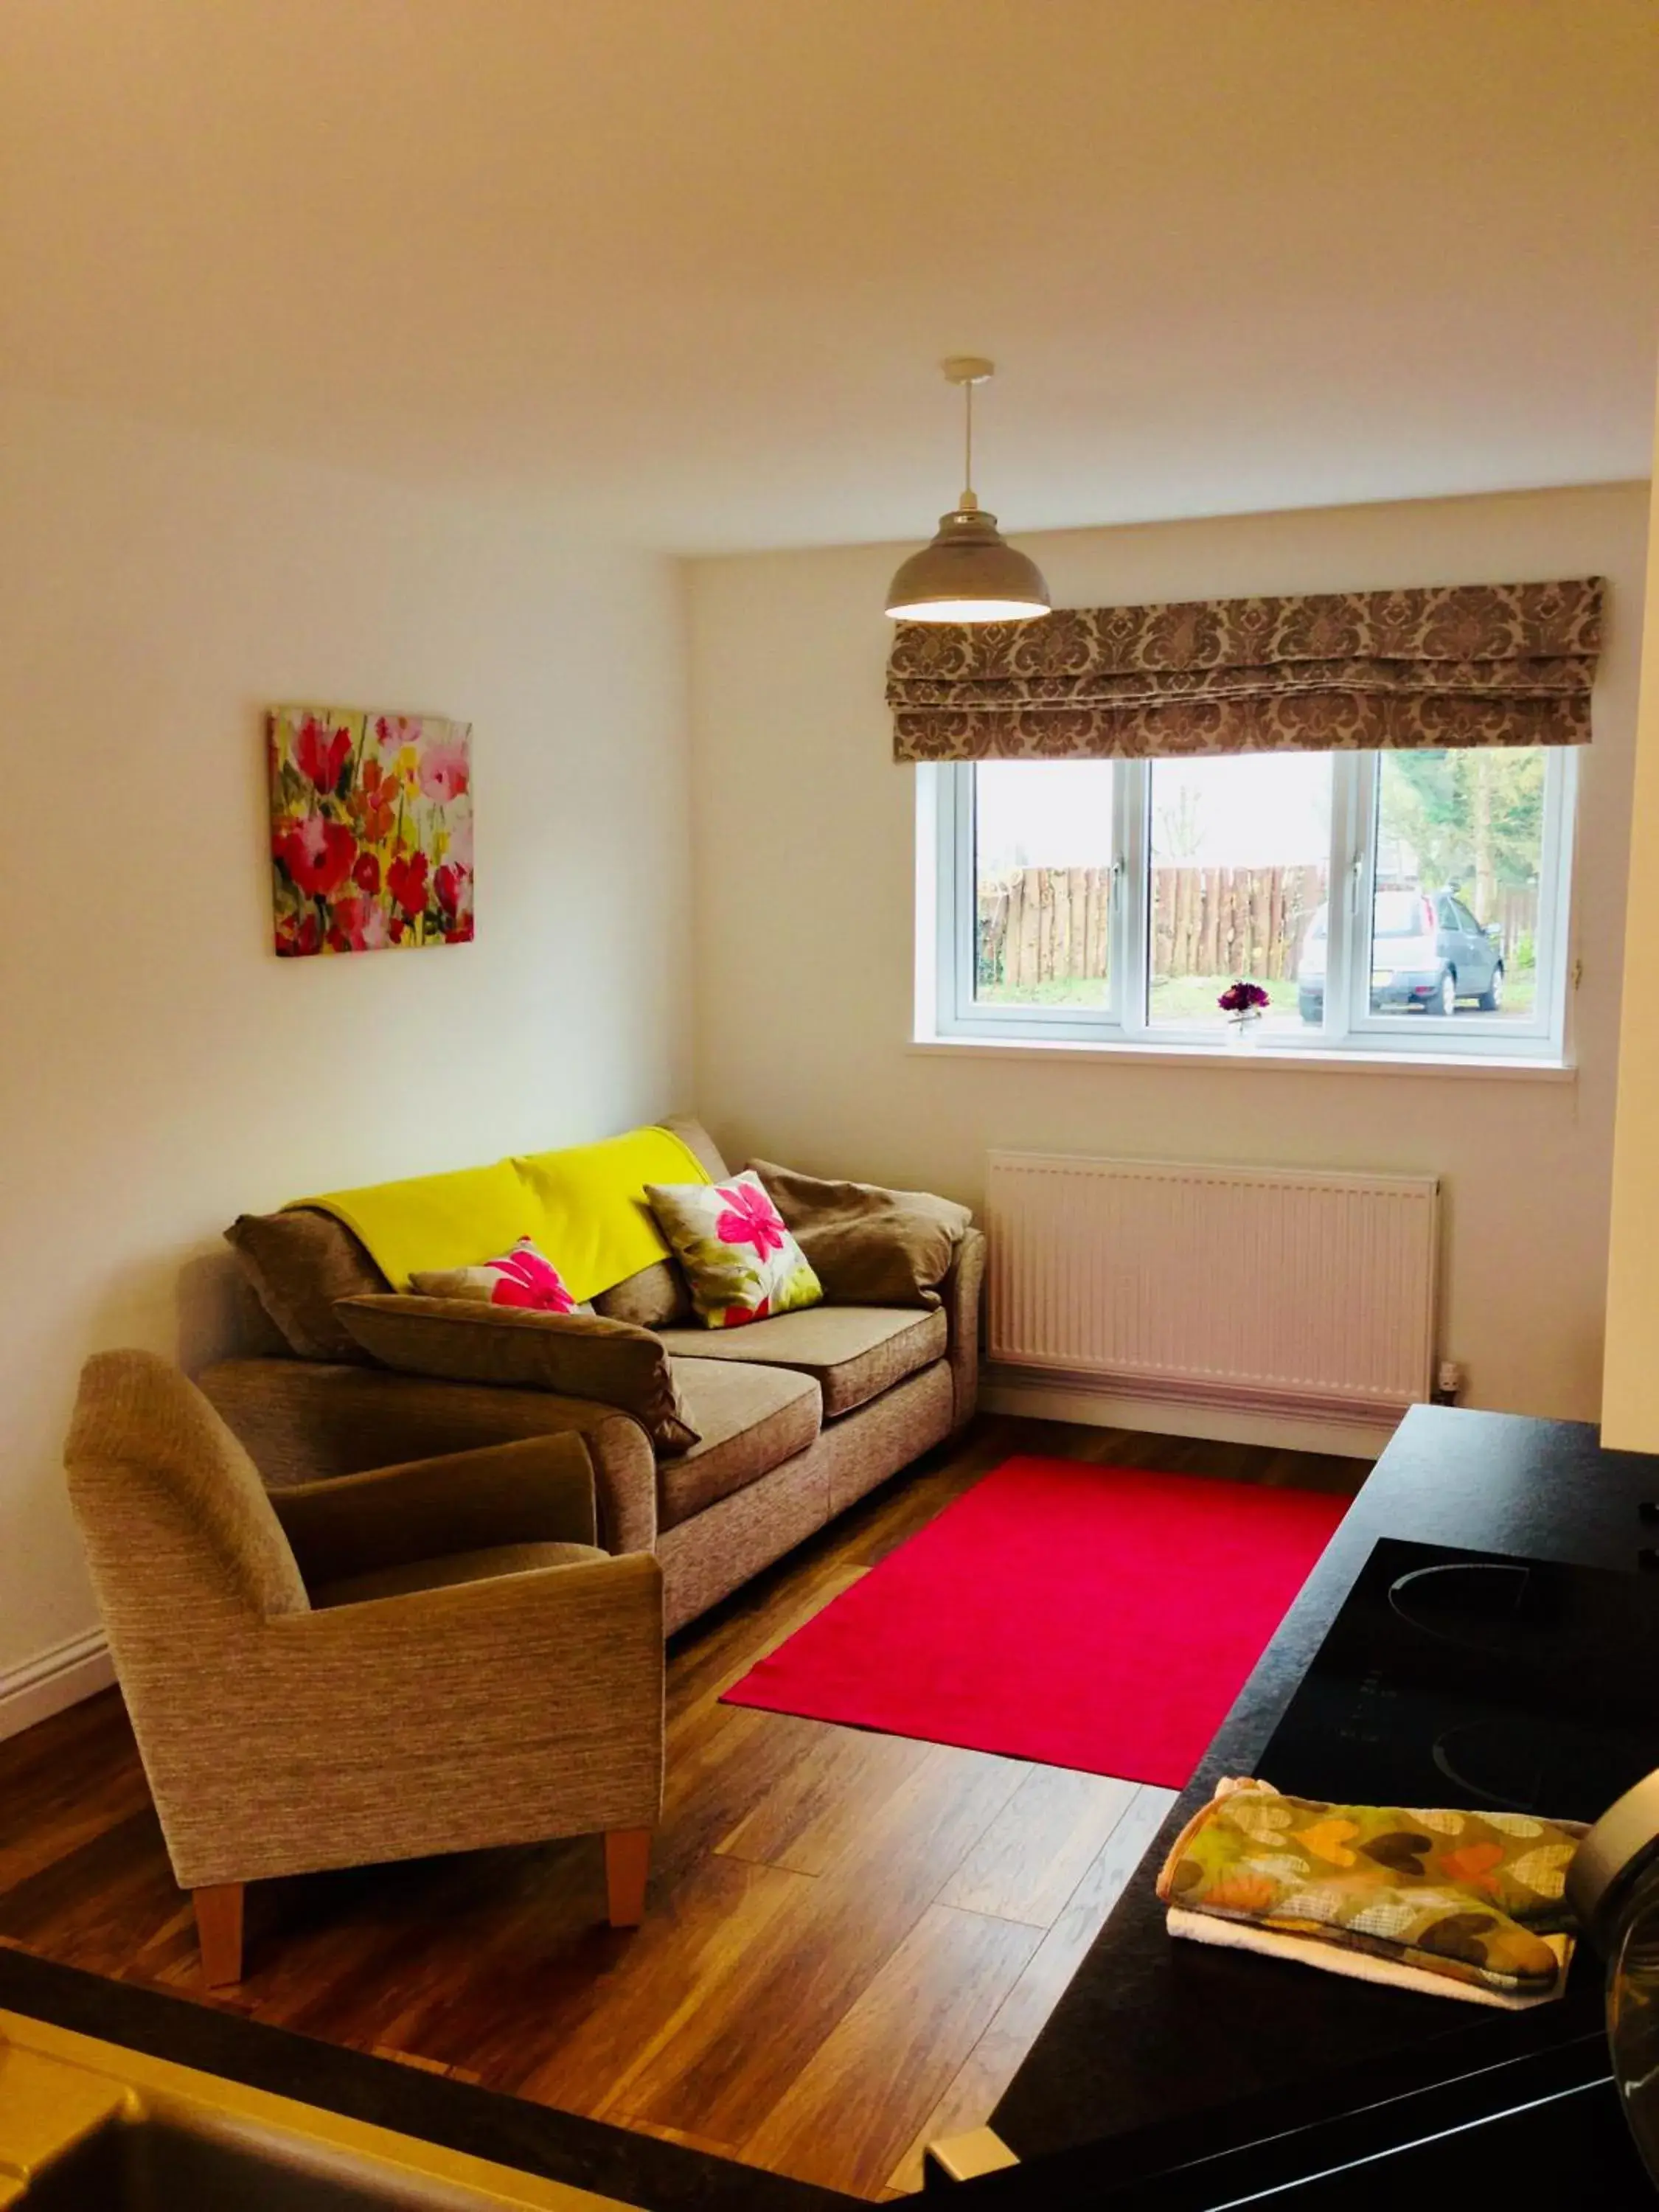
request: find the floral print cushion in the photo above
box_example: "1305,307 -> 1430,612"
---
645,1172 -> 823,1329
409,1237 -> 590,1315
1155,1778 -> 1585,1999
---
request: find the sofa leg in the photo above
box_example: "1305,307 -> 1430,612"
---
195,1882 -> 245,1986
604,1829 -> 651,1928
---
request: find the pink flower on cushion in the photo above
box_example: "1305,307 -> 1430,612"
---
487,1239 -> 578,1312
714,1180 -> 785,1259
723,1295 -> 771,1328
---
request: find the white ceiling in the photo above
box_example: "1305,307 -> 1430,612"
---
2,1 -> 1655,552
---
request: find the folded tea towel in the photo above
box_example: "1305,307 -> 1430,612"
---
1157,1778 -> 1585,2008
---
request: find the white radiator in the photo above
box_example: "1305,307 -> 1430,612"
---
986,1151 -> 1440,1422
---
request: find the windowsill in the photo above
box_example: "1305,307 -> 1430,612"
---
909,1032 -> 1576,1080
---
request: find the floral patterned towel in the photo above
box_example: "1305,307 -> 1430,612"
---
1156,1778 -> 1585,2000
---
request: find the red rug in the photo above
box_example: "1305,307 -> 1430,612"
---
722,1456 -> 1348,1788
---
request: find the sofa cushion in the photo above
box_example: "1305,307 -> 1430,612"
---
646,1171 -> 823,1329
658,1359 -> 821,1529
226,1207 -> 386,1362
746,1161 -> 970,1310
592,1257 -> 692,1330
311,1540 -> 607,1610
655,1305 -> 948,1419
333,1295 -> 698,1454
411,1237 -> 591,1315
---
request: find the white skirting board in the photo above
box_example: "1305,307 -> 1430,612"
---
981,1371 -> 1393,1461
0,1626 -> 114,1742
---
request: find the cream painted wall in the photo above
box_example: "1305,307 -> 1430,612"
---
1603,399 -> 1659,1447
0,392 -> 690,1683
689,484 -> 1649,1431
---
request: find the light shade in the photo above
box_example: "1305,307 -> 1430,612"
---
885,506 -> 1051,624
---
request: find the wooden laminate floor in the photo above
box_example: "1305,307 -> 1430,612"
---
0,1414 -> 1366,2200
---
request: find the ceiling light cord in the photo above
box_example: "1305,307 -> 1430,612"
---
961,379 -> 977,513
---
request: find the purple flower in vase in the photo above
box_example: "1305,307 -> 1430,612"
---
1218,981 -> 1270,1015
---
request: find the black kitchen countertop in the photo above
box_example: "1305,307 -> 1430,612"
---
990,1403 -> 1659,2183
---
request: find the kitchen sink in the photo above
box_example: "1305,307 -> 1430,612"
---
22,2112 -> 478,2210
0,2007 -> 633,2211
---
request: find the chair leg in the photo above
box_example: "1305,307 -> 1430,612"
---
194,1882 -> 245,1986
604,1829 -> 651,1928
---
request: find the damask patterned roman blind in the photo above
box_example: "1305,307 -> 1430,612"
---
888,577 -> 1603,761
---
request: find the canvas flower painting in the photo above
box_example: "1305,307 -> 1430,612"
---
268,706 -> 474,956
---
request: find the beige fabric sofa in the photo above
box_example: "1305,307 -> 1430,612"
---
203,1126 -> 985,1635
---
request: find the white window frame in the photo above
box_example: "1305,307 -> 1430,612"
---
925,750 -> 1576,1063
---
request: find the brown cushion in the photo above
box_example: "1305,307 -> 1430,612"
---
225,1208 -> 387,1363
658,1359 -> 821,1528
593,1257 -> 692,1329
333,1295 -> 699,1455
745,1161 -> 970,1309
311,1540 -> 606,1610
657,1305 -> 947,1419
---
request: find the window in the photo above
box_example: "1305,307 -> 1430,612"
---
970,761 -> 1115,1014
1147,754 -> 1332,1043
928,747 -> 1575,1060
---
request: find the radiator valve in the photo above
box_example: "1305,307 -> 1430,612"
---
1433,1359 -> 1465,1405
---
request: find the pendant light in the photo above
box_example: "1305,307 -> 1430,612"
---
884,357 -> 1050,625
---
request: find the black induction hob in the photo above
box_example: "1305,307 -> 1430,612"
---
1256,1537 -> 1659,1824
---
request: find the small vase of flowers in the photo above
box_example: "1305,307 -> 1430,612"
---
1218,979 -> 1270,1044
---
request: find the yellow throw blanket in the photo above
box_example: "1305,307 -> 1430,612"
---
292,1160 -> 532,1293
514,1127 -> 709,1301
291,1124 -> 709,1301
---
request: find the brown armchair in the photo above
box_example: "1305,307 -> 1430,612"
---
63,1350 -> 664,1986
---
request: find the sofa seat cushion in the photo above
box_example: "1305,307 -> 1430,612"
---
658,1360 -> 821,1530
311,1540 -> 606,1609
655,1305 -> 948,1419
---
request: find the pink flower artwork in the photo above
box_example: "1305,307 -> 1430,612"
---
293,714 -> 354,796
419,737 -> 470,807
278,814 -> 357,900
714,1181 -> 787,1259
268,705 -> 474,957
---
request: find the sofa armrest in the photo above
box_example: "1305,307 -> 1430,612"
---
199,1357 -> 658,1556
941,1226 -> 986,1430
271,1431 -> 598,1586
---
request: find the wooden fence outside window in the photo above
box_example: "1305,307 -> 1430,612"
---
975,866 -> 1539,992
